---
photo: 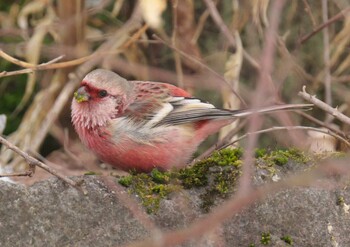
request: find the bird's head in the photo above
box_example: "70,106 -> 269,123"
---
71,69 -> 134,128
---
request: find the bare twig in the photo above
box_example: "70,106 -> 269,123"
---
0,68 -> 34,78
0,49 -> 65,68
298,6 -> 350,45
0,135 -> 79,188
191,8 -> 210,44
0,36 -> 154,78
302,0 -> 317,27
222,126 -> 350,149
239,0 -> 286,195
322,0 -> 332,111
0,51 -> 67,78
0,49 -> 44,68
297,111 -> 346,137
298,86 -> 350,126
121,24 -> 149,49
171,0 -> 184,88
201,0 -> 261,71
202,0 -> 236,50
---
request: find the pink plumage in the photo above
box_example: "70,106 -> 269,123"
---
71,69 -> 311,172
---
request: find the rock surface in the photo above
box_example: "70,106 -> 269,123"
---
0,175 -> 349,247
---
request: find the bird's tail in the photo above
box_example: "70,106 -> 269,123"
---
231,104 -> 313,118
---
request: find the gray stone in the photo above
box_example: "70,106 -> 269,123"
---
0,175 -> 349,246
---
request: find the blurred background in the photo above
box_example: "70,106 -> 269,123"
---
0,0 -> 350,182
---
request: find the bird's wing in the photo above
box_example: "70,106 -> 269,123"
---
123,81 -> 233,127
124,81 -> 312,127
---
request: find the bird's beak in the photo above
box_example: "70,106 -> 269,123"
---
74,86 -> 90,103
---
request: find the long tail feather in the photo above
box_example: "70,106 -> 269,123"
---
232,104 -> 313,117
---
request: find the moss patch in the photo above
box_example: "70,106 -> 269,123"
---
257,148 -> 311,166
118,170 -> 181,214
281,235 -> 293,245
260,232 -> 271,245
118,147 -> 317,213
179,148 -> 243,212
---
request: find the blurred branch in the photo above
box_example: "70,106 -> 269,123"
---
202,0 -> 236,50
0,51 -> 66,78
0,49 -> 63,68
322,0 -> 332,110
202,0 -> 260,71
222,125 -> 350,149
297,111 -> 347,137
191,7 -> 210,44
239,0 -> 286,195
0,135 -> 80,189
298,6 -> 350,45
171,0 -> 184,88
298,86 -> 350,126
301,0 -> 317,27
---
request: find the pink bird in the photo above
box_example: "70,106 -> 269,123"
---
71,69 -> 311,172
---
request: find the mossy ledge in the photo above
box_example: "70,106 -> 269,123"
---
118,147 -> 337,214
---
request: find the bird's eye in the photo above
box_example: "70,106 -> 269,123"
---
98,90 -> 108,98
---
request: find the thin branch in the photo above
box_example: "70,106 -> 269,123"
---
0,49 -> 65,68
0,135 -> 80,189
1,43 -> 156,78
298,86 -> 350,126
239,0 -> 286,195
121,23 -> 149,49
298,6 -> 350,45
221,126 -> 350,149
297,111 -> 346,137
202,0 -> 236,50
0,49 -> 41,68
322,0 -> 332,111
302,0 -> 317,27
171,0 -> 184,88
0,68 -> 34,78
0,51 -> 68,78
191,8 -> 210,44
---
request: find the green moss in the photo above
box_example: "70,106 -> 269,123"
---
118,147 -> 314,213
210,148 -> 243,167
151,168 -> 170,183
179,159 -> 210,188
117,148 -> 243,213
281,235 -> 293,245
336,196 -> 345,206
255,148 -> 267,158
257,148 -> 310,167
118,170 -> 181,214
261,232 -> 271,245
179,148 -> 242,189
273,152 -> 289,166
179,148 -> 243,212
270,149 -> 309,166
118,175 -> 133,187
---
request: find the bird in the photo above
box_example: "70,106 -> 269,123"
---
71,69 -> 311,172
